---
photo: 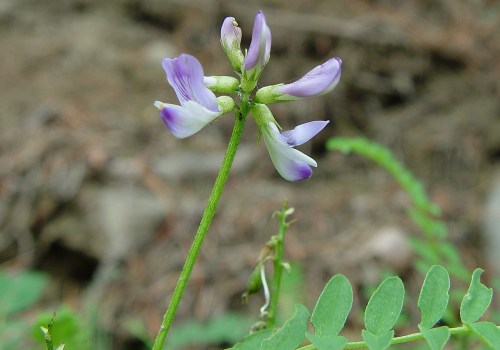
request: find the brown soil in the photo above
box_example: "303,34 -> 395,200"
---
1,0 -> 499,349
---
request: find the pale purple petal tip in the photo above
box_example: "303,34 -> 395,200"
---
221,17 -> 242,48
162,54 -> 219,112
244,11 -> 271,71
281,121 -> 330,147
277,57 -> 342,98
263,122 -> 320,181
159,101 -> 219,139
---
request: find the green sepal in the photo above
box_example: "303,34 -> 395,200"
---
216,96 -> 236,115
205,76 -> 240,94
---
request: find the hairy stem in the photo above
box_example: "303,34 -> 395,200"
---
152,107 -> 248,350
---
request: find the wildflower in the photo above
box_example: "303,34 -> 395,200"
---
255,58 -> 342,104
252,103 -> 329,181
154,54 -> 234,138
220,17 -> 244,72
263,121 -> 329,181
241,10 -> 271,92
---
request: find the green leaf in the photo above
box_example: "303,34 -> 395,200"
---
418,325 -> 450,350
364,276 -> 405,335
166,313 -> 253,348
466,321 -> 500,350
361,329 -> 394,350
228,329 -> 274,350
306,333 -> 347,350
460,268 -> 493,323
311,274 -> 353,336
260,304 -> 309,350
0,270 -> 47,315
418,265 -> 450,329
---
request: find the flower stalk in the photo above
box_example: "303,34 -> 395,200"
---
151,110 -> 248,350
266,201 -> 294,328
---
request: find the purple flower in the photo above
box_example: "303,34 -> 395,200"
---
255,58 -> 342,104
262,121 -> 329,181
154,54 -> 221,138
242,11 -> 271,90
277,58 -> 342,98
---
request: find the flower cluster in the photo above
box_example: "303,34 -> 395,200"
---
154,11 -> 342,181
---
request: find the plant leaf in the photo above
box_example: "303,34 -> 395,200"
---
364,276 -> 405,335
260,304 -> 309,350
227,329 -> 273,350
306,333 -> 347,350
0,270 -> 47,315
418,265 -> 450,329
311,274 -> 353,337
466,321 -> 500,350
460,268 -> 493,323
361,329 -> 394,350
418,325 -> 450,350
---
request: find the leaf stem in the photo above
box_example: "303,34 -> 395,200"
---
151,105 -> 248,350
296,325 -> 481,349
266,202 -> 291,328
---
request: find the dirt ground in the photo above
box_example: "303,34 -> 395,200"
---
1,0 -> 500,349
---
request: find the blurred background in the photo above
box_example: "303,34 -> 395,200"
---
1,0 -> 499,349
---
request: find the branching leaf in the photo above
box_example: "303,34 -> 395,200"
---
311,274 -> 353,337
364,276 -> 404,335
418,325 -> 450,350
306,333 -> 347,350
361,329 -> 394,350
460,268 -> 493,323
466,321 -> 500,350
260,304 -> 309,350
418,265 -> 450,329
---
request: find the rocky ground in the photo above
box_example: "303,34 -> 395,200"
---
1,0 -> 499,349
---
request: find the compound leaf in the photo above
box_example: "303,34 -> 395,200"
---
260,304 -> 309,350
306,333 -> 347,350
418,265 -> 450,329
419,325 -> 450,350
364,276 -> 404,335
467,321 -> 500,350
311,274 -> 353,337
228,329 -> 273,350
361,329 -> 394,350
460,269 -> 493,323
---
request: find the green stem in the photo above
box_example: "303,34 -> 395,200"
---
297,326 -> 475,349
151,109 -> 248,350
266,202 -> 290,328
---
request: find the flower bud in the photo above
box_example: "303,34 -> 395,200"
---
204,76 -> 239,94
255,57 -> 342,104
241,11 -> 271,92
220,17 -> 244,73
